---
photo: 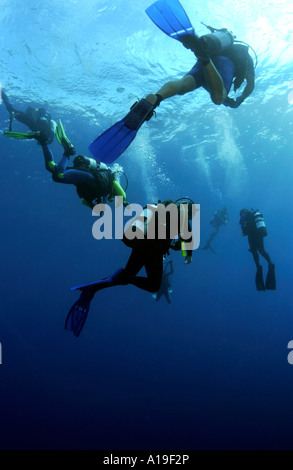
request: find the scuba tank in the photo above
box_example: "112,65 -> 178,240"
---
124,200 -> 180,246
125,204 -> 168,241
200,24 -> 234,56
253,210 -> 267,237
73,155 -> 102,170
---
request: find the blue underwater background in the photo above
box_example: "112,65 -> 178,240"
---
1,0 -> 293,450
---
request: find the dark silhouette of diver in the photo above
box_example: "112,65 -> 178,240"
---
65,201 -> 194,336
1,90 -> 56,144
152,259 -> 173,303
202,206 -> 228,253
240,208 -> 276,291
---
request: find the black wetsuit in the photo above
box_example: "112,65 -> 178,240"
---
94,208 -> 193,294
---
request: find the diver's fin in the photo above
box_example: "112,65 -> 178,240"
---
55,119 -> 76,156
146,0 -> 194,40
88,99 -> 154,164
71,268 -> 124,291
255,265 -> 266,291
265,263 -> 276,290
3,130 -> 41,140
65,287 -> 93,337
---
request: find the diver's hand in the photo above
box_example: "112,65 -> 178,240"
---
223,96 -> 242,108
179,34 -> 209,61
179,33 -> 198,50
184,255 -> 192,265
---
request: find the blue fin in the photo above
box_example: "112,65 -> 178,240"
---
89,99 -> 154,164
66,268 -> 124,337
146,0 -> 194,40
65,287 -> 93,337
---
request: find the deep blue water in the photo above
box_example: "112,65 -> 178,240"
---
0,0 -> 293,450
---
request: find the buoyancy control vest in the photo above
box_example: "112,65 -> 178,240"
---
74,161 -> 114,208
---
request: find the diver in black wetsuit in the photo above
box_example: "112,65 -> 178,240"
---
153,259 -> 173,304
65,201 -> 195,336
1,90 -> 56,144
202,206 -> 228,253
240,208 -> 276,291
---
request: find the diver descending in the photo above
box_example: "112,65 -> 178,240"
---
88,0 -> 256,164
202,207 -> 228,253
65,200 -> 194,337
1,90 -> 57,144
239,209 -> 276,291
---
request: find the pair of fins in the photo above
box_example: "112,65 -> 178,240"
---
65,268 -> 124,337
4,119 -> 75,153
88,0 -> 194,164
255,264 -> 276,291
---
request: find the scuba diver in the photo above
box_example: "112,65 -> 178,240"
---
152,259 -> 173,303
145,0 -> 255,109
65,199 -> 194,337
4,120 -> 128,208
88,0 -> 256,165
40,122 -> 128,208
202,206 -> 228,253
1,90 -> 56,144
240,208 -> 276,291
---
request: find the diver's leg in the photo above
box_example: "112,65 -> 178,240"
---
202,61 -> 227,105
165,291 -> 171,304
129,254 -> 163,293
119,244 -> 164,293
52,167 -> 96,185
39,144 -> 56,173
258,238 -> 272,265
12,109 -> 35,129
1,91 -> 15,113
250,246 -> 260,267
145,75 -> 197,105
88,247 -> 146,296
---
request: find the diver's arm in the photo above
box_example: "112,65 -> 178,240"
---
111,179 -> 127,206
238,72 -> 255,103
